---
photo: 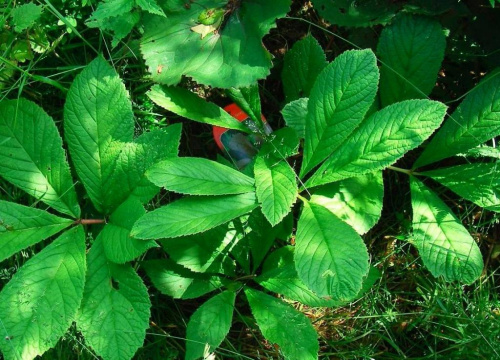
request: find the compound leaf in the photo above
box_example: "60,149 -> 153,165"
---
0,98 -> 80,218
295,202 -> 369,300
0,226 -> 86,360
410,178 -> 483,283
245,288 -> 318,360
148,85 -> 250,132
301,49 -> 379,177
185,290 -> 236,360
377,14 -> 446,106
310,171 -> 384,235
141,0 -> 291,88
0,201 -> 73,262
146,157 -> 254,196
64,56 -> 134,214
306,99 -> 447,188
415,72 -> 500,167
131,193 -> 258,239
254,157 -> 297,226
77,237 -> 151,360
421,163 -> 500,212
282,35 -> 327,102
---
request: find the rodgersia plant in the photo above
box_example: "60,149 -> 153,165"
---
1,4 -> 499,360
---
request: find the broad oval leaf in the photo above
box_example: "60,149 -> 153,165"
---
306,99 -> 447,188
245,288 -> 319,360
310,171 -> 384,235
146,157 -> 255,196
77,237 -> 151,360
282,35 -> 327,102
377,14 -> 446,106
64,56 -> 134,214
131,193 -> 258,239
0,201 -> 73,261
295,202 -> 369,300
185,290 -> 236,360
148,85 -> 250,133
254,157 -> 298,226
415,72 -> 500,167
256,246 -> 338,307
0,98 -> 80,217
141,0 -> 291,88
421,163 -> 500,212
0,226 -> 86,360
410,178 -> 483,283
301,49 -> 379,177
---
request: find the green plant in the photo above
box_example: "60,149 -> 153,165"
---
1,3 -> 499,360
0,56 -> 181,360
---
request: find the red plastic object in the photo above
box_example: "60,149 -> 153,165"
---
212,103 -> 271,169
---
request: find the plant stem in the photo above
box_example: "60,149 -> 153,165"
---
74,219 -> 106,225
297,194 -> 308,203
387,165 -> 420,176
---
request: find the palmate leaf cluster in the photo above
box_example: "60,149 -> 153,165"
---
1,4 -> 500,360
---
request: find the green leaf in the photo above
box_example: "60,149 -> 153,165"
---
254,156 -> 297,226
377,14 -> 446,106
245,288 -> 319,360
256,246 -> 338,307
282,35 -> 327,102
259,127 -> 300,160
226,84 -> 263,128
421,163 -> 500,212
282,98 -> 308,139
295,202 -> 369,300
77,237 -> 151,360
310,172 -> 384,234
146,157 -> 254,196
410,178 -> 483,283
87,0 -> 133,22
0,226 -> 86,360
311,0 -> 397,27
64,56 -> 134,214
131,193 -> 258,239
136,0 -> 166,16
0,98 -> 80,217
102,197 -> 158,263
306,99 -> 447,188
160,224 -> 236,273
148,85 -> 250,133
11,3 -> 43,32
143,259 -> 222,299
415,73 -> 500,167
0,201 -> 72,262
140,0 -> 291,88
301,49 -> 379,177
124,124 -> 183,204
185,290 -> 236,360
